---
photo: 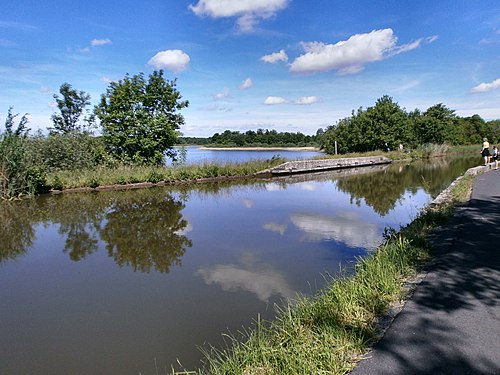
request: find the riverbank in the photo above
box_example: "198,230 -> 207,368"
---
198,146 -> 320,151
186,165 -> 480,375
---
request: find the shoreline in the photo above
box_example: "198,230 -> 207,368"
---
197,146 -> 321,151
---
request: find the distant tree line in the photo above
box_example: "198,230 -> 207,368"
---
208,129 -> 319,147
320,95 -> 500,154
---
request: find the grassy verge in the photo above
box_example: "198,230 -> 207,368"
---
169,168 -> 476,375
46,158 -> 285,191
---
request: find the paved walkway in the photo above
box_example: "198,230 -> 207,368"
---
350,167 -> 500,375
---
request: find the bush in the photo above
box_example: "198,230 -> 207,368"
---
27,133 -> 111,172
0,109 -> 48,199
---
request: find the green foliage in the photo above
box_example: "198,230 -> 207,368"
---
209,128 -> 318,147
50,83 -> 95,134
1,108 -> 48,199
95,70 -> 189,165
27,133 -> 111,172
322,97 -> 496,154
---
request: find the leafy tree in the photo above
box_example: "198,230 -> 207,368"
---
50,83 -> 94,134
95,70 -> 189,165
321,96 -> 410,153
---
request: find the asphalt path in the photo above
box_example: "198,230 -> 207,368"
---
350,167 -> 500,375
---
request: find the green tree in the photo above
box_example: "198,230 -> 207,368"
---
321,96 -> 410,154
50,83 -> 94,134
413,103 -> 456,145
95,70 -> 189,165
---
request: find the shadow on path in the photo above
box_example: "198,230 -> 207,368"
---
351,179 -> 500,374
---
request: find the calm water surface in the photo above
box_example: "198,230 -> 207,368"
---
173,146 -> 324,164
0,156 -> 479,374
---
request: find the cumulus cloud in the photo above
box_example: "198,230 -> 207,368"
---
294,96 -> 320,105
264,96 -> 287,105
240,77 -> 253,89
91,38 -> 112,46
148,49 -> 190,73
471,78 -> 500,93
189,0 -> 289,32
261,49 -> 288,63
289,29 -> 436,75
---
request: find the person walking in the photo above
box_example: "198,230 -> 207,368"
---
480,138 -> 490,165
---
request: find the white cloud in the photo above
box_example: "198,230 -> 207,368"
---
91,38 -> 112,46
189,0 -> 289,32
289,29 -> 434,75
240,77 -> 253,89
100,76 -> 113,84
148,49 -> 190,73
214,87 -> 231,100
471,78 -> 500,93
261,49 -> 288,63
264,96 -> 287,105
294,96 -> 320,105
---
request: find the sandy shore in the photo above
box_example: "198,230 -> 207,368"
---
198,146 -> 321,151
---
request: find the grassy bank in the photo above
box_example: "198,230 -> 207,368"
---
46,144 -> 478,193
170,168 -> 476,375
46,157 -> 285,192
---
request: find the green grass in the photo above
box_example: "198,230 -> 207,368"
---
46,158 -> 285,191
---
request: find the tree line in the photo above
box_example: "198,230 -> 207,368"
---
320,95 -> 500,154
2,73 -> 499,199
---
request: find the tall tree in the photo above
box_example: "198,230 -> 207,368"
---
95,70 -> 189,165
50,83 -> 94,134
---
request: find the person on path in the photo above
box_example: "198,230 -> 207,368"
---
492,146 -> 498,169
480,137 -> 490,165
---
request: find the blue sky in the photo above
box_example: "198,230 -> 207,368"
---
1,0 -> 499,137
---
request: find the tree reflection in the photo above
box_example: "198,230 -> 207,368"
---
0,201 -> 36,261
0,188 -> 192,274
335,156 -> 479,216
99,190 -> 192,273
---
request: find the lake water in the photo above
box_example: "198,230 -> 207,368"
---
0,155 -> 480,374
172,146 -> 324,165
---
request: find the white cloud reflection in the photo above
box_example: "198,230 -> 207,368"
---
290,211 -> 379,249
196,253 -> 295,302
263,222 -> 287,235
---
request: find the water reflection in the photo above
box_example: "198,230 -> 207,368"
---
0,201 -> 36,261
0,155 -> 481,374
290,211 -> 379,249
196,252 -> 296,302
0,189 -> 192,273
100,193 -> 192,273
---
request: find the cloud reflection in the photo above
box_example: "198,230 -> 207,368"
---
196,253 -> 296,302
290,211 -> 379,249
263,222 -> 287,235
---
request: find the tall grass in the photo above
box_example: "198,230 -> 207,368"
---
46,158 -> 285,191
